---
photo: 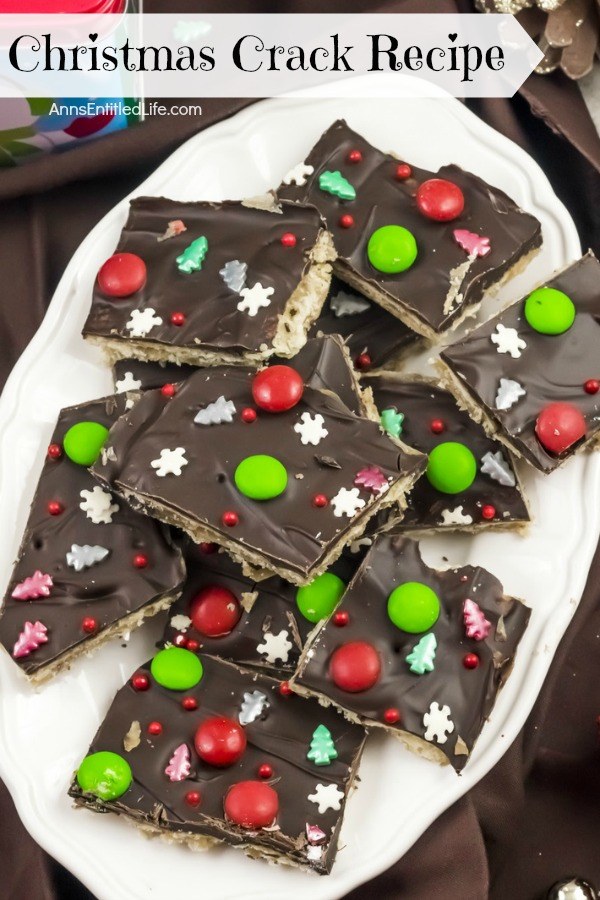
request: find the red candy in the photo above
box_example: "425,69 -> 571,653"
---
170,312 -> 186,326
584,379 -> 599,395
81,617 -> 97,634
333,610 -> 349,627
430,419 -> 445,435
252,365 -> 304,413
97,253 -> 146,298
185,790 -> 201,807
190,585 -> 242,638
280,232 -> 297,248
47,443 -> 62,460
195,716 -> 247,767
383,708 -> 401,724
347,149 -> 362,163
222,511 -> 239,527
161,383 -> 176,398
354,352 -> 372,372
395,163 -> 412,180
535,402 -> 587,456
133,553 -> 148,569
279,681 -> 292,696
312,494 -> 328,508
330,641 -> 381,693
199,542 -> 217,554
186,639 -> 199,652
224,781 -> 279,829
241,407 -> 257,423
463,653 -> 480,670
339,214 -> 355,229
481,504 -> 496,520
173,633 -> 187,647
416,178 -> 465,222
47,500 -> 63,516
182,697 -> 198,711
147,721 -> 162,736
131,673 -> 150,691
258,763 -> 273,779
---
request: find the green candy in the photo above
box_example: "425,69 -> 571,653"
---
296,572 -> 346,623
426,442 -> 476,494
63,421 -> 109,466
318,170 -> 356,200
387,582 -> 440,634
380,408 -> 404,438
176,236 -> 208,274
150,647 -> 203,691
367,225 -> 417,274
76,751 -> 132,801
234,455 -> 288,501
524,286 -> 575,335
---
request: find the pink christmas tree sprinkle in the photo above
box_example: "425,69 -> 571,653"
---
354,466 -> 389,495
165,743 -> 191,782
11,570 -> 53,601
463,599 -> 492,641
306,823 -> 327,845
157,219 -> 187,242
453,229 -> 491,258
13,621 -> 48,658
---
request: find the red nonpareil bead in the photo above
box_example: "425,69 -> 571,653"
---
131,673 -> 150,691
185,790 -> 201,807
339,213 -> 355,229
222,511 -> 239,528
395,163 -> 412,180
333,610 -> 349,627
47,500 -> 63,516
463,653 -> 480,669
199,542 -> 217,554
279,681 -> 292,696
355,352 -> 372,372
330,641 -> 381,693
252,366 -> 304,413
195,716 -> 246,767
47,443 -> 62,460
280,232 -> 297,248
383,708 -> 401,724
241,407 -> 257,424
347,149 -> 362,163
186,639 -> 199,652
312,493 -> 328,508
182,696 -> 198,711
97,252 -> 147,298
82,617 -> 97,634
430,419 -> 445,435
133,553 -> 148,569
584,379 -> 599,395
161,383 -> 176,398
173,633 -> 187,647
170,311 -> 186,326
147,721 -> 163,736
481,505 -> 496,520
258,763 -> 273,779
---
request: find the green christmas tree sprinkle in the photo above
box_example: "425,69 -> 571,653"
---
318,170 -> 356,201
406,633 -> 437,675
176,236 -> 208,274
307,724 -> 338,766
380,408 -> 404,438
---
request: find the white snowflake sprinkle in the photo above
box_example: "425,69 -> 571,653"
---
481,450 -> 516,487
308,783 -> 344,814
237,283 -> 274,317
79,487 -> 119,525
115,371 -> 142,393
282,161 -> 314,186
330,291 -> 370,318
490,324 -> 526,359
170,614 -> 192,632
125,307 -> 163,338
440,506 -> 473,526
331,487 -> 366,518
495,378 -> 526,411
294,412 -> 329,446
150,447 -> 188,477
256,630 -> 292,664
423,701 -> 455,744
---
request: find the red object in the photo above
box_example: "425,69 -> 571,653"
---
97,253 -> 147,298
65,112 -> 115,140
1,1 -> 126,11
252,366 -> 304,413
185,790 -> 201,807
173,633 -> 187,647
463,653 -> 480,670
333,611 -> 349,627
182,697 -> 198,711
161,383 -> 177,398
195,716 -> 247,767
186,639 -> 199,652
170,312 -> 186,326
279,681 -> 292,696
416,179 -> 465,222
47,443 -> 62,460
535,402 -> 587,455
224,781 -> 279,829
383,708 -> 401,724
258,763 -> 273,779
312,494 -> 328,508
330,641 -> 381,693
584,379 -> 599,395
147,721 -> 163,736
241,407 -> 257,424
430,419 -> 445,435
395,163 -> 412,180
133,553 -> 148,569
199,542 -> 217,554
131,673 -> 150,692
348,149 -> 363,163
481,504 -> 496,520
355,352 -> 372,372
190,585 -> 242,637
280,232 -> 297,248
47,501 -> 63,516
339,213 -> 355,229
81,617 -> 97,634
222,511 -> 239,528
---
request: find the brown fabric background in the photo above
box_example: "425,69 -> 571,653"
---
0,3 -> 599,899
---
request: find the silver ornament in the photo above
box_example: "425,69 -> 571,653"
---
547,878 -> 598,900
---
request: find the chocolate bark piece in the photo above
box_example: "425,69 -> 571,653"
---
366,373 -> 529,532
83,195 -> 334,366
92,366 -> 425,585
439,252 -> 600,473
162,540 -> 361,674
277,120 -> 542,340
0,397 -> 185,684
69,653 -> 366,874
291,535 -> 530,771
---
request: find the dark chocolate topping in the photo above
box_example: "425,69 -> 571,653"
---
441,252 -> 600,472
293,536 -> 530,771
278,120 -> 542,334
69,654 -> 366,874
0,396 -> 185,677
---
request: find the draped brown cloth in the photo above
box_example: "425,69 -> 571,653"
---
0,3 -> 599,899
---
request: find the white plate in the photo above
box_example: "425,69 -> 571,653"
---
0,89 -> 596,900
